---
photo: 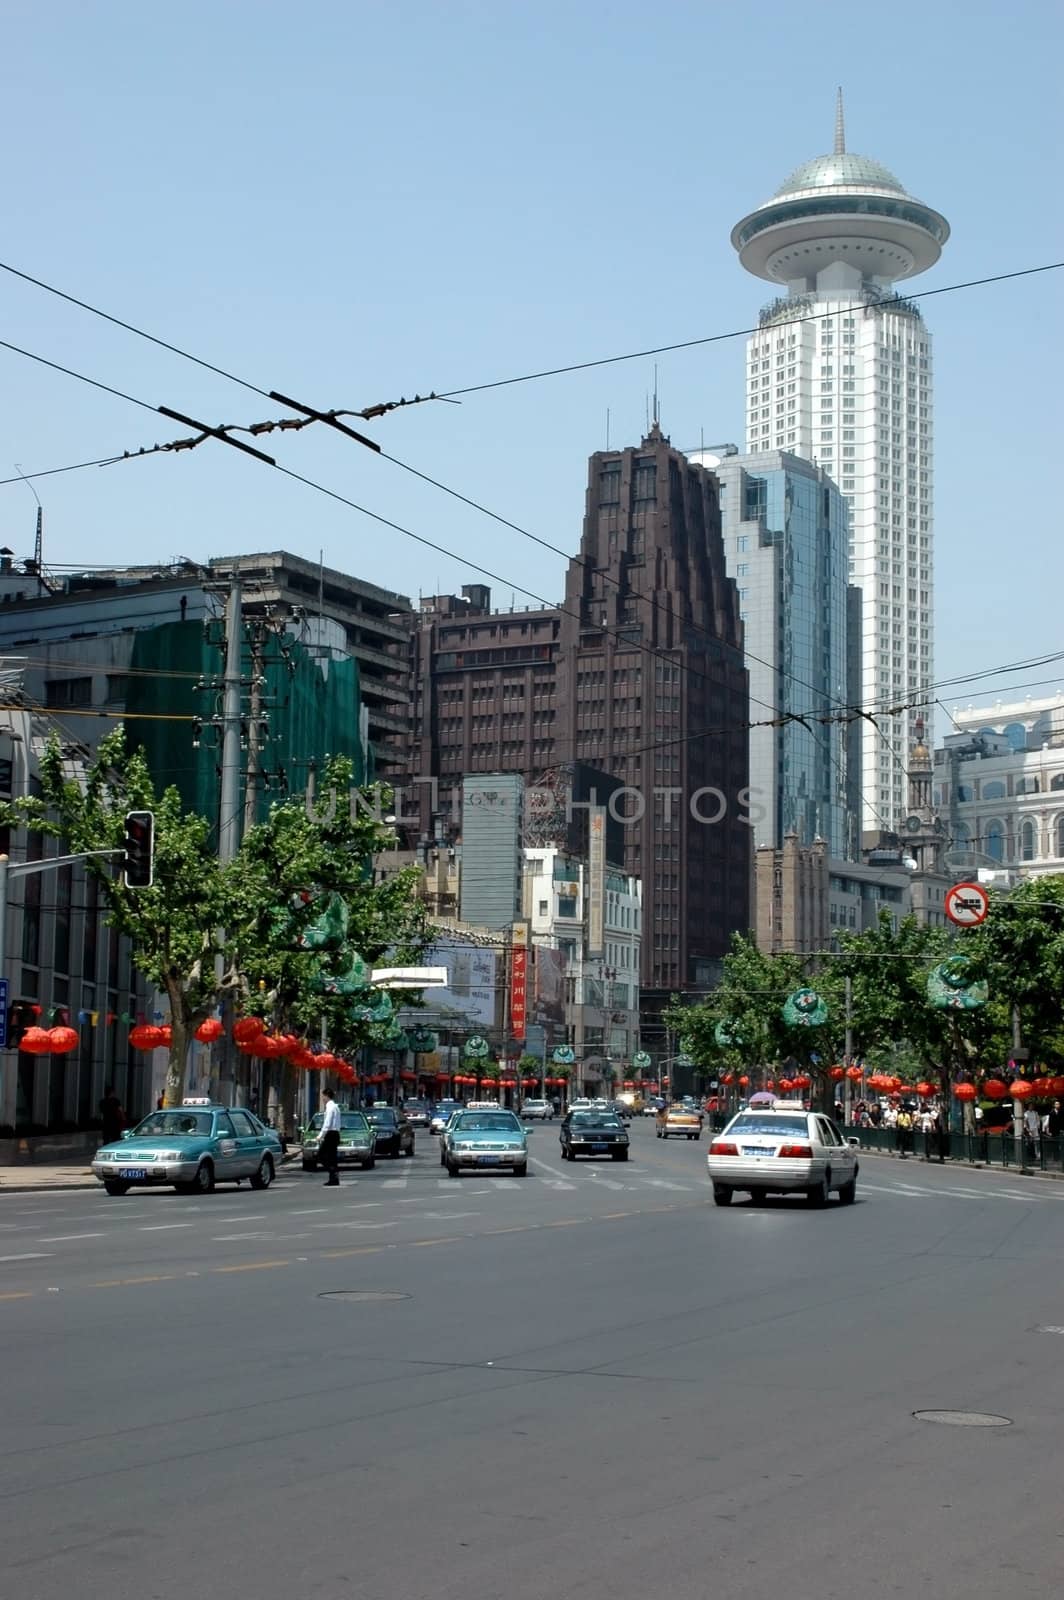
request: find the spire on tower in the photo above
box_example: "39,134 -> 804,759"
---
834,86 -> 846,155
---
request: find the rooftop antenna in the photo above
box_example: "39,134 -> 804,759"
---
13,464 -> 44,596
834,86 -> 846,155
652,364 -> 659,427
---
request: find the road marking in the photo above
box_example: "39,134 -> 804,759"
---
211,1260 -> 290,1274
420,1211 -> 480,1220
0,1290 -> 34,1301
91,1273 -> 180,1286
290,1207 -> 330,1215
409,1236 -> 463,1248
0,1252 -> 54,1262
139,1222 -> 195,1232
320,1245 -> 387,1259
211,1232 -> 275,1241
643,1178 -> 695,1192
37,1233 -> 105,1243
313,1220 -> 398,1231
381,1178 -> 408,1188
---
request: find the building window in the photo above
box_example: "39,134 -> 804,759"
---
598,466 -> 621,505
1020,818 -> 1036,861
633,463 -> 656,503
984,819 -> 1005,862
45,677 -> 93,709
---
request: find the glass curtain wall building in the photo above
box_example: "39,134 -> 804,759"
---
693,446 -> 860,857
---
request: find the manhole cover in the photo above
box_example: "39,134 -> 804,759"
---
913,1410 -> 1012,1428
318,1290 -> 410,1303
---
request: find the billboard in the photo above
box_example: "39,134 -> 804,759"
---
416,938 -> 498,1028
533,945 -> 567,1027
510,922 -> 528,1042
587,806 -> 606,956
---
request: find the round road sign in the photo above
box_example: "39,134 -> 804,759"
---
944,881 -> 989,927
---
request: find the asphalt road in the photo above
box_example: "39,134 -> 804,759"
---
2,1118 -> 1063,1600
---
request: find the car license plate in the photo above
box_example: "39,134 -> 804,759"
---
478,1153 -> 501,1164
119,1167 -> 148,1179
742,1147 -> 767,1158
592,1142 -> 608,1152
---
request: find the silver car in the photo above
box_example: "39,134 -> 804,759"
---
520,1098 -> 554,1121
442,1109 -> 528,1177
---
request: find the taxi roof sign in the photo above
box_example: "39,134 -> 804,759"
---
181,1097 -> 212,1106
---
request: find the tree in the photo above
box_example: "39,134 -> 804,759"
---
4,730 -> 232,1107
3,736 -> 427,1112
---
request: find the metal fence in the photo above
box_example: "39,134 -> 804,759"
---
848,1124 -> 1064,1174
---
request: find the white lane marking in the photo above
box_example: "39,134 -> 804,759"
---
860,1184 -> 919,1198
290,1207 -> 330,1215
211,1232 -> 280,1241
381,1178 -> 408,1189
643,1178 -> 695,1192
419,1211 -> 480,1220
36,1233 -> 106,1243
312,1220 -> 399,1231
139,1223 -> 195,1232
0,1252 -> 54,1262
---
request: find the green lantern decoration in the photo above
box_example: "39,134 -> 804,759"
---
782,987 -> 829,1027
633,1050 -> 652,1070
383,1025 -> 409,1050
409,1027 -> 438,1053
676,1041 -> 694,1068
464,1035 -> 490,1061
351,990 -> 393,1024
552,1044 -> 576,1065
316,949 -> 369,996
927,956 -> 988,1011
297,890 -> 350,951
714,1020 -> 743,1049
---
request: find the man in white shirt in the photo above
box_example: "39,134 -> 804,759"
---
320,1089 -> 342,1186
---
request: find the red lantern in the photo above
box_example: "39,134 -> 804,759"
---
158,1025 -> 172,1047
764,1079 -> 775,1091
982,1078 -> 1008,1101
915,1081 -> 936,1098
20,1025 -> 52,1055
1049,1076 -> 1064,1097
953,1082 -> 977,1102
738,1074 -> 750,1088
1032,1076 -> 1052,1098
233,1016 -> 265,1045
195,1018 -> 224,1043
1010,1079 -> 1033,1101
316,1053 -> 337,1072
722,1072 -> 734,1085
47,1025 -> 79,1054
793,1072 -> 811,1089
829,1065 -> 846,1082
129,1024 -> 164,1051
845,1065 -> 863,1082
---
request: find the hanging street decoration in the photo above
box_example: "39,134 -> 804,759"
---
714,1020 -> 744,1049
926,956 -> 988,1011
464,1035 -> 490,1060
782,987 -> 829,1027
552,1044 -> 576,1065
632,1050 -> 652,1070
409,1027 -> 438,1053
296,890 -> 349,950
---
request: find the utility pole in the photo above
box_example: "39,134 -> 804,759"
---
218,574 -> 243,865
843,974 -> 853,1125
1011,1003 -> 1028,1172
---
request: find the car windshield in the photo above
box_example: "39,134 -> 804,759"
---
133,1112 -> 213,1137
571,1113 -> 622,1129
405,1102 -> 429,1112
729,1115 -> 809,1136
453,1113 -> 522,1133
307,1112 -> 370,1133
366,1110 -> 397,1127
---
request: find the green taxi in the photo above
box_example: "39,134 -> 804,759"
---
301,1110 -> 376,1171
442,1109 -> 528,1178
92,1100 -> 281,1196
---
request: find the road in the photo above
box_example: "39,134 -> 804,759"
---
2,1118 -> 1063,1599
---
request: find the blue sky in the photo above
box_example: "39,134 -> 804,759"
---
1,0 -> 1060,710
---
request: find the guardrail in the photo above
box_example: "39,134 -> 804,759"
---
848,1125 -> 1064,1173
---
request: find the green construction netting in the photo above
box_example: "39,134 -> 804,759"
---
125,621 -> 369,837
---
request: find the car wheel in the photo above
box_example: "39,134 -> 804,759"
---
302,1159 -> 317,1172
192,1161 -> 215,1195
611,1150 -> 629,1162
513,1163 -> 528,1177
103,1180 -> 130,1196
249,1156 -> 274,1190
713,1184 -> 733,1207
807,1170 -> 831,1207
362,1157 -> 376,1171
749,1190 -> 768,1204
838,1174 -> 857,1205
446,1160 -> 460,1179
687,1134 -> 696,1141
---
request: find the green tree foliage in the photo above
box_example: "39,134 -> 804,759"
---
2,735 -> 427,1106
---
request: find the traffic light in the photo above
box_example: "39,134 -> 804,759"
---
123,810 -> 155,889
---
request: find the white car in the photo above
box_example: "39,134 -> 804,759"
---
521,1098 -> 554,1120
706,1103 -> 859,1208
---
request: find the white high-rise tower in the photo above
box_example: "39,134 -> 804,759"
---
731,93 -> 949,832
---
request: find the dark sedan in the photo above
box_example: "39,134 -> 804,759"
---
365,1106 -> 415,1158
560,1110 -> 630,1162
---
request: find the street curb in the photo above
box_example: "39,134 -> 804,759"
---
0,1152 -> 302,1195
859,1147 -> 1064,1182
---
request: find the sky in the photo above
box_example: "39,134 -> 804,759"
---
1,0 -> 1061,716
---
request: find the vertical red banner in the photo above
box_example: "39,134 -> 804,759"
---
510,946 -> 528,1041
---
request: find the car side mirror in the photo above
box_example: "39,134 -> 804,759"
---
847,1137 -> 860,1148
120,1128 -> 133,1140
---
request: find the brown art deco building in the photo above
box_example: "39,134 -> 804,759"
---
407,429 -> 752,1042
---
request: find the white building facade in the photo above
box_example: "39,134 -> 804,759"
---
731,94 -> 949,832
935,693 -> 1064,879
